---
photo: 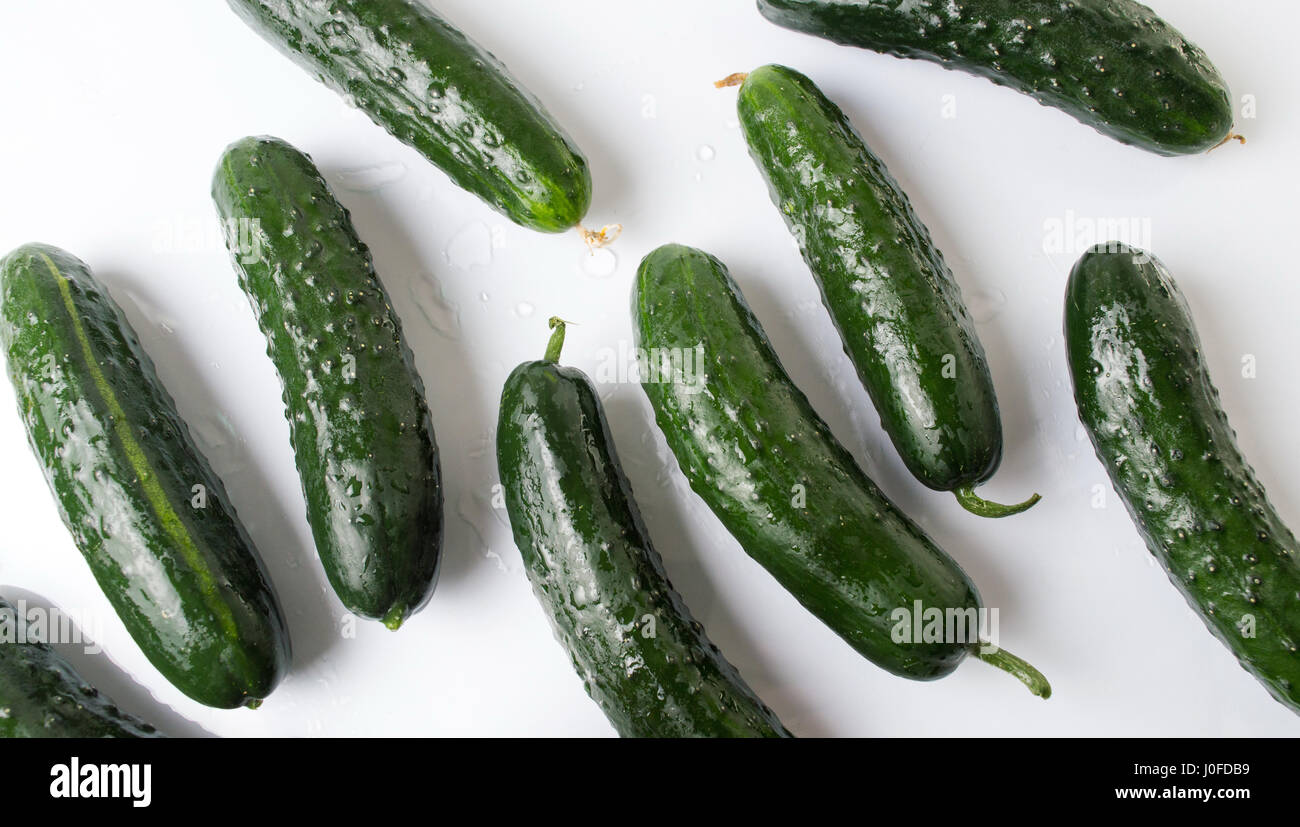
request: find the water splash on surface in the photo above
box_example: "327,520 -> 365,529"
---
455,489 -> 515,573
444,223 -> 493,270
580,248 -> 618,279
408,275 -> 461,340
967,288 -> 1007,324
334,162 -> 407,193
122,290 -> 179,337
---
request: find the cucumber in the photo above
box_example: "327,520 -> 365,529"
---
0,244 -> 291,710
756,0 -> 1236,156
633,244 -> 1049,694
213,136 -> 443,629
730,65 -> 1038,518
497,318 -> 792,737
1066,245 -> 1300,713
0,596 -> 162,738
226,0 -> 592,233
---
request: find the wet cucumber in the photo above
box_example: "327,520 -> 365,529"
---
633,244 -> 1049,694
0,596 -> 162,738
497,319 -> 792,737
226,0 -> 591,233
756,0 -> 1236,156
1066,245 -> 1300,713
213,136 -> 443,629
0,245 -> 291,709
730,65 -> 1038,518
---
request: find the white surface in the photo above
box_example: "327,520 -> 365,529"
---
0,0 -> 1297,737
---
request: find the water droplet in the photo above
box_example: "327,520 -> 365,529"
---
479,291 -> 490,303
514,302 -> 535,318
581,247 -> 618,279
444,223 -> 493,270
696,145 -> 716,161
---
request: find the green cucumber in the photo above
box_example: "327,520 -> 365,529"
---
0,245 -> 291,709
213,136 -> 443,629
227,0 -> 592,233
730,65 -> 1038,518
756,0 -> 1237,156
0,596 -> 162,738
1066,244 -> 1300,713
633,244 -> 1049,694
497,318 -> 792,737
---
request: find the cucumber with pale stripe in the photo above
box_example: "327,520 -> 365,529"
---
0,244 -> 291,709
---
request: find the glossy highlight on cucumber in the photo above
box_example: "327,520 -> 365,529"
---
756,0 -> 1237,156
730,65 -> 1039,518
227,0 -> 592,232
634,244 -> 1049,696
497,318 -> 793,737
0,244 -> 291,709
213,136 -> 443,630
1066,244 -> 1300,713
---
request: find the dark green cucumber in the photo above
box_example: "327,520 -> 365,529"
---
498,318 -> 792,737
732,65 -> 1038,518
0,245 -> 291,709
756,0 -> 1236,156
213,136 -> 443,629
1066,245 -> 1300,713
227,0 -> 591,233
633,244 -> 1048,694
0,596 -> 162,738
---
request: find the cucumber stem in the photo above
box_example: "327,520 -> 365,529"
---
976,647 -> 1052,699
578,224 -> 622,250
714,72 -> 748,89
1209,132 -> 1246,152
544,317 -> 567,363
954,486 -> 1041,518
382,604 -> 407,631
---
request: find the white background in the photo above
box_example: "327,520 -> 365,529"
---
0,0 -> 1297,737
